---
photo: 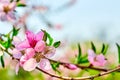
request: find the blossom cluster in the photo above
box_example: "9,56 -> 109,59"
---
0,0 -> 25,21
11,30 -> 56,74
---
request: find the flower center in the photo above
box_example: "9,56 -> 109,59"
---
94,57 -> 98,62
34,52 -> 44,62
3,6 -> 11,14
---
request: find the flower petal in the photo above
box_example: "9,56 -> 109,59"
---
12,36 -> 21,45
96,54 -> 107,66
44,46 -> 56,58
34,41 -> 45,52
23,58 -> 37,71
88,49 -> 96,63
17,40 -> 30,50
9,2 -> 16,10
25,48 -> 35,59
12,48 -> 22,59
39,59 -> 51,70
35,31 -> 44,41
15,63 -> 20,75
26,31 -> 35,43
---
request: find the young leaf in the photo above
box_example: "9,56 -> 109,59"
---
17,3 -> 26,7
2,38 -> 12,49
42,30 -> 53,46
78,54 -> 89,63
101,43 -> 105,53
79,58 -> 89,63
91,42 -> 96,53
0,56 -> 4,68
77,43 -> 82,64
116,43 -> 120,64
101,43 -> 109,55
51,62 -> 60,74
53,41 -> 61,48
47,33 -> 53,46
12,27 -> 20,37
103,44 -> 109,55
16,0 -> 20,2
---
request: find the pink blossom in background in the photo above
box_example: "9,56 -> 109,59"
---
0,0 -> 16,21
88,49 -> 107,67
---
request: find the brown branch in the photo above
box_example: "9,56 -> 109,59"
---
44,57 -> 109,72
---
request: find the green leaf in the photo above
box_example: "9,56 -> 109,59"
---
17,3 -> 26,7
12,27 -> 20,37
91,42 -> 96,53
116,43 -> 120,64
79,59 -> 89,63
51,62 -> 60,74
78,55 -> 89,63
101,43 -> 105,53
53,41 -> 61,48
77,43 -> 82,64
2,38 -> 12,49
47,33 -> 53,46
103,44 -> 109,55
43,31 -> 53,46
0,56 -> 4,68
16,0 -> 20,2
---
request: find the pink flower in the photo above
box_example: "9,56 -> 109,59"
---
88,49 -> 107,67
17,31 -> 45,52
0,0 -> 16,21
12,30 -> 56,73
65,63 -> 77,70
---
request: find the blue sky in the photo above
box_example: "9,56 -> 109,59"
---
0,0 -> 120,43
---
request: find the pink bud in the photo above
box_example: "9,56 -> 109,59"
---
65,64 -> 77,70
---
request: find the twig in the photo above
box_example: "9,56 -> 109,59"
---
0,46 -> 120,80
45,57 -> 109,72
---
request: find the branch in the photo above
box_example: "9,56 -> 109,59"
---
45,57 -> 109,72
2,48 -> 120,80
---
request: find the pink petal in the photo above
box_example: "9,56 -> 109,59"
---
20,55 -> 28,66
12,48 -> 22,59
96,54 -> 107,66
15,63 -> 20,75
17,40 -> 30,50
7,12 -> 16,21
12,36 -> 21,45
25,48 -> 35,59
45,47 -> 56,58
88,49 -> 96,63
39,59 -> 51,70
0,12 -> 7,21
9,2 -> 16,10
34,41 -> 45,52
35,31 -> 44,41
26,30 -> 35,43
23,58 -> 37,71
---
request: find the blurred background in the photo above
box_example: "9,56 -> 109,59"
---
0,0 -> 120,43
0,0 -> 120,80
